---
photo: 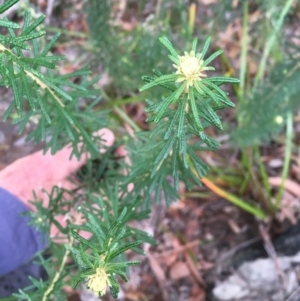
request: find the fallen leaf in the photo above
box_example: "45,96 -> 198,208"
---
276,191 -> 300,224
169,261 -> 190,280
198,260 -> 214,271
124,292 -> 146,301
190,283 -> 206,301
269,177 -> 300,197
157,252 -> 177,267
291,164 -> 300,180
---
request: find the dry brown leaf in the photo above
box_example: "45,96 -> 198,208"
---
292,164 -> 300,180
269,177 -> 300,197
276,191 -> 300,224
291,28 -> 300,48
190,283 -> 206,301
169,261 -> 190,280
278,207 -> 298,225
232,0 -> 238,8
37,0 -> 47,9
120,21 -> 136,31
186,217 -> 200,239
217,20 -> 241,64
198,260 -> 214,271
157,252 -> 177,267
171,234 -> 206,287
249,10 -> 261,23
124,292 -> 146,301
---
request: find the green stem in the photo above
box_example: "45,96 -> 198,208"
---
113,105 -> 141,132
239,171 -> 250,195
241,147 -> 252,183
275,111 -> 293,208
201,177 -> 266,219
102,95 -> 145,108
254,145 -> 272,203
45,26 -> 87,38
41,237 -> 74,301
101,90 -> 142,133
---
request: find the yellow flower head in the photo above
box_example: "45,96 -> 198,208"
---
87,267 -> 111,296
173,51 -> 210,88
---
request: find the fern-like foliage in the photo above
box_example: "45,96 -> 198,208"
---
77,181 -> 155,246
234,46 -> 300,146
124,122 -> 213,207
22,177 -> 154,299
13,254 -> 67,301
25,186 -> 79,239
0,0 -> 107,158
130,36 -> 239,206
66,208 -> 143,298
85,0 -> 190,96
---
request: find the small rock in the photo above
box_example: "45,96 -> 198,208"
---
268,158 -> 283,168
213,274 -> 249,300
213,252 -> 300,301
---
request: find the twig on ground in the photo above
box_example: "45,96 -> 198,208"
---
146,252 -> 169,301
184,252 -> 206,288
153,240 -> 200,258
259,223 -> 288,290
216,237 -> 261,273
285,286 -> 300,301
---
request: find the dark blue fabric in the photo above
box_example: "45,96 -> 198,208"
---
0,257 -> 47,297
0,187 -> 46,275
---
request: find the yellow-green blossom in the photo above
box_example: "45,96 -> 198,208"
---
86,267 -> 111,296
173,51 -> 211,88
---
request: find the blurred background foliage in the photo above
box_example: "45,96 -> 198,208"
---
1,0 -> 300,299
1,0 -> 299,228
82,0 -> 300,147
81,0 -> 300,216
1,0 -> 299,216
